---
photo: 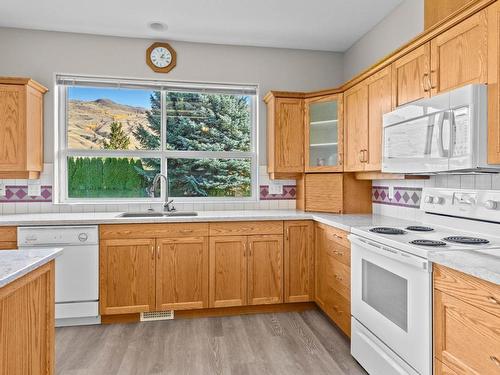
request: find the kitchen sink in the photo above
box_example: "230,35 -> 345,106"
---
117,211 -> 198,218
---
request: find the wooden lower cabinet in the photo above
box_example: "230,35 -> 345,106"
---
100,238 -> 156,315
434,265 -> 500,374
209,236 -> 247,308
156,237 -> 209,310
284,221 -> 314,303
247,235 -> 284,305
0,261 -> 55,375
315,223 -> 351,337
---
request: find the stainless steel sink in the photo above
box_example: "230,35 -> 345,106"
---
117,211 -> 198,218
117,212 -> 164,218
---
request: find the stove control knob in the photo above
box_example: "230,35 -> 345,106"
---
484,200 -> 498,210
424,195 -> 434,204
431,196 -> 444,205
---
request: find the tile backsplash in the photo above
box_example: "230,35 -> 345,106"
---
372,174 -> 500,221
0,164 -> 297,215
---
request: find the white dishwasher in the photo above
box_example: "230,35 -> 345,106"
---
18,226 -> 100,327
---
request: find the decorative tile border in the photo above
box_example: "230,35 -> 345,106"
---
0,185 -> 52,203
372,186 -> 422,208
260,185 -> 296,200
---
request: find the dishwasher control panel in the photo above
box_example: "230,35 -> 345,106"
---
18,226 -> 99,246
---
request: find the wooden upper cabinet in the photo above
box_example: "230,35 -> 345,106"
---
304,94 -> 343,172
488,1 -> 500,164
264,93 -> 304,179
344,83 -> 368,172
391,43 -> 431,107
247,235 -> 283,306
156,237 -> 209,311
0,78 -> 47,179
430,9 -> 488,96
424,0 -> 477,30
209,236 -> 247,308
100,238 -> 156,315
284,221 -> 314,303
365,67 -> 392,171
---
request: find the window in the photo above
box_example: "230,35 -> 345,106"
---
55,75 -> 258,203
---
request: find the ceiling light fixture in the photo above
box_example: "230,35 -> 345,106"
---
149,22 -> 168,32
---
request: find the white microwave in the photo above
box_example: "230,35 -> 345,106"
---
382,84 -> 500,174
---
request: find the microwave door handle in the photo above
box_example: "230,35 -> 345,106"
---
424,114 -> 435,155
437,112 -> 449,158
449,110 -> 456,157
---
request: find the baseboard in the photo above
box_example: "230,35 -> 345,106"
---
101,302 -> 317,324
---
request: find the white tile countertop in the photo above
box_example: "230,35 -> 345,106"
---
0,210 -> 415,232
0,248 -> 63,288
428,249 -> 500,285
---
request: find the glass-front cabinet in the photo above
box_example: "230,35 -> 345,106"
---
305,94 -> 343,172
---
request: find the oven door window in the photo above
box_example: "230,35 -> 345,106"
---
362,259 -> 408,331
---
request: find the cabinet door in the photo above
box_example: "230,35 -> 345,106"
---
344,83 -> 368,172
284,221 -> 314,303
365,66 -> 392,171
273,98 -> 304,173
156,237 -> 209,311
305,94 -> 343,172
488,2 -> 500,164
391,43 -> 431,107
431,9 -> 488,96
100,238 -> 156,315
247,235 -> 283,305
434,289 -> 500,374
0,84 -> 25,172
209,236 -> 247,308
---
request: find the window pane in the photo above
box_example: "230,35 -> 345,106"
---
67,87 -> 160,150
166,92 -> 251,152
167,158 -> 251,198
67,157 -> 160,198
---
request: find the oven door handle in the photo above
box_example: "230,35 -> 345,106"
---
349,235 -> 430,271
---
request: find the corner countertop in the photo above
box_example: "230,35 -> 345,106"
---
0,210 -> 414,232
0,248 -> 63,288
428,249 -> 500,285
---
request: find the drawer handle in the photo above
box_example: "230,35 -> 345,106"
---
335,274 -> 343,281
334,251 -> 344,256
490,356 -> 500,367
333,234 -> 343,239
332,305 -> 343,314
488,296 -> 499,304
180,229 -> 194,233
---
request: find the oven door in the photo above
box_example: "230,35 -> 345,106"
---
350,235 -> 432,375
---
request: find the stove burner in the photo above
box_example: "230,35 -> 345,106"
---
369,227 -> 406,235
443,236 -> 490,245
406,226 -> 434,232
410,239 -> 447,247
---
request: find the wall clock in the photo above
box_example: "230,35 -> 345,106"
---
146,42 -> 177,73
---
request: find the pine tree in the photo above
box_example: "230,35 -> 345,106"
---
134,91 -> 251,197
102,122 -> 131,150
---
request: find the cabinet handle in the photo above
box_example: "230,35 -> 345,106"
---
430,70 -> 437,89
363,149 -> 368,163
423,73 -> 430,92
286,228 -> 289,241
151,246 -> 155,260
490,356 -> 500,367
488,296 -> 499,304
243,243 -> 247,257
157,245 -> 161,259
249,243 -> 253,256
359,150 -> 364,162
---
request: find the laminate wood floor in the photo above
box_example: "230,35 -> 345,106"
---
56,310 -> 367,375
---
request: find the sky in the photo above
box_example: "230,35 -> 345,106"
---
68,87 -> 153,108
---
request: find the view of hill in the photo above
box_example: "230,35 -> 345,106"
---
68,99 -> 154,149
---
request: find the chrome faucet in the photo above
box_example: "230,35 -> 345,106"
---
150,173 -> 176,212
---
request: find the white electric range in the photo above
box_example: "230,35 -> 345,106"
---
349,187 -> 500,375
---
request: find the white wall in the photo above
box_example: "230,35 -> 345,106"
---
0,27 -> 344,165
343,0 -> 424,81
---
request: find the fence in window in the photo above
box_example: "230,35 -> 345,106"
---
55,75 -> 258,203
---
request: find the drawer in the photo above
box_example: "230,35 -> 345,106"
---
209,221 -> 283,236
434,290 -> 500,374
322,224 -> 350,248
325,240 -> 350,267
325,253 -> 350,300
0,227 -> 17,242
323,288 -> 351,337
434,265 -> 500,318
100,223 -> 209,239
0,242 -> 17,250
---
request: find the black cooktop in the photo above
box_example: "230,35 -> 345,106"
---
443,236 -> 490,245
410,239 -> 447,247
406,226 -> 434,232
369,227 -> 406,235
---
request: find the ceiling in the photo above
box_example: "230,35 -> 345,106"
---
0,0 -> 403,52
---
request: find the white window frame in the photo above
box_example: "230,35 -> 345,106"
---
53,74 -> 259,204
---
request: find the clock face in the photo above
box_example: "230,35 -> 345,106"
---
150,47 -> 172,68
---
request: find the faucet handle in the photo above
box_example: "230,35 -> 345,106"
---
164,199 -> 176,212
